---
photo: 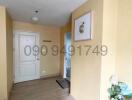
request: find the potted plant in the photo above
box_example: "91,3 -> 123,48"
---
108,75 -> 132,100
108,82 -> 125,100
108,75 -> 125,100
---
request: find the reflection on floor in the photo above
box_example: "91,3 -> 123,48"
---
10,77 -> 74,100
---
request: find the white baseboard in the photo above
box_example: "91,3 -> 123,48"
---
40,73 -> 60,79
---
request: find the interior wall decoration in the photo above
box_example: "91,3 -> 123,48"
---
74,11 -> 92,41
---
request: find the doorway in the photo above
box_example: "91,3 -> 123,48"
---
56,32 -> 71,90
63,32 -> 71,81
13,31 -> 40,83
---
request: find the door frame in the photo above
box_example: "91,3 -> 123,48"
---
13,30 -> 40,83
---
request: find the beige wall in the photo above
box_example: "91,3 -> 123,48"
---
71,0 -> 103,100
71,0 -> 132,100
6,10 -> 13,97
0,6 -> 13,100
100,0 -> 118,99
13,21 -> 61,77
101,0 -> 132,99
116,0 -> 132,86
60,22 -> 71,76
0,6 -> 8,100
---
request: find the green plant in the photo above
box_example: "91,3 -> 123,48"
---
108,76 -> 132,100
108,83 -> 123,100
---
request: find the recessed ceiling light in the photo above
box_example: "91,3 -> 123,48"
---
32,16 -> 39,21
31,10 -> 39,22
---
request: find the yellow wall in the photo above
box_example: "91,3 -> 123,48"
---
13,21 -> 61,77
0,6 -> 8,100
100,0 -> 118,99
116,0 -> 132,86
6,10 -> 13,97
71,0 -> 132,100
71,0 -> 103,100
101,0 -> 132,99
60,22 -> 71,76
0,6 -> 13,100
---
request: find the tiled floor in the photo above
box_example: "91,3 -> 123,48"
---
10,77 -> 74,100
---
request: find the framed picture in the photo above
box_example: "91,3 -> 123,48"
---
74,11 -> 92,41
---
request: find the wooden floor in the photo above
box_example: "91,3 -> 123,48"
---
10,77 -> 75,100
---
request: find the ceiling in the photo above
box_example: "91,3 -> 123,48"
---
0,0 -> 87,26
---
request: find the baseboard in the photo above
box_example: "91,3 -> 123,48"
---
40,73 -> 60,79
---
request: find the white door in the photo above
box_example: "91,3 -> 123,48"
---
14,31 -> 40,83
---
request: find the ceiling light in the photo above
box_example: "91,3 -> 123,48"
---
32,16 -> 39,22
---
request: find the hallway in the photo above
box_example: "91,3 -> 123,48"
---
10,77 -> 74,100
